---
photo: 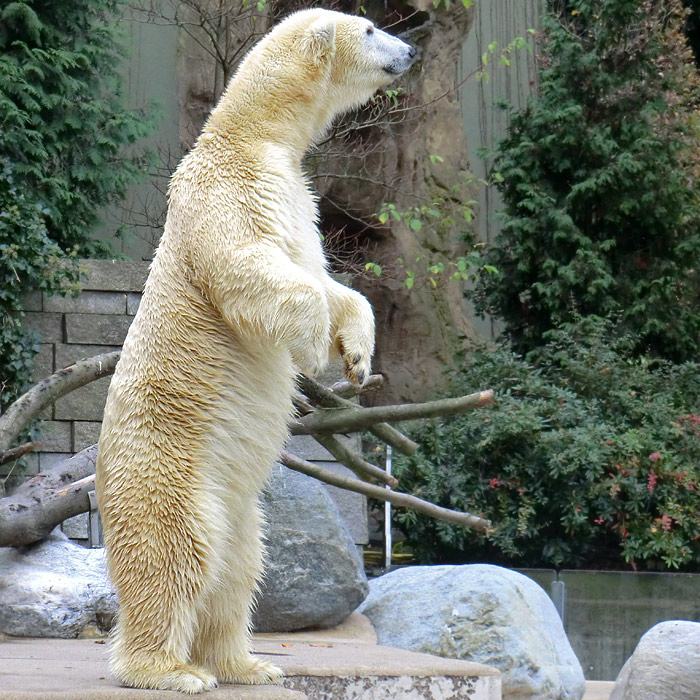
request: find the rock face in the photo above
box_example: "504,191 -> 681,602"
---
610,620 -> 700,700
0,465 -> 368,638
0,530 -> 116,638
358,564 -> 585,700
252,464 -> 368,632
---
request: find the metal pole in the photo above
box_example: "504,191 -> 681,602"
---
87,490 -> 101,548
384,445 -> 392,571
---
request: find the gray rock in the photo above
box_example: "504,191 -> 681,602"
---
358,564 -> 585,700
0,465 -> 368,638
0,530 -> 116,638
610,620 -> 700,700
253,464 -> 369,632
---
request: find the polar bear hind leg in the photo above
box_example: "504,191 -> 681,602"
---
105,492 -> 219,694
190,497 -> 282,685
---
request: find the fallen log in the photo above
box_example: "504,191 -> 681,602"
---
0,445 -> 98,547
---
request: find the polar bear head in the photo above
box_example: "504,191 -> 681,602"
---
209,9 -> 416,149
305,10 -> 417,113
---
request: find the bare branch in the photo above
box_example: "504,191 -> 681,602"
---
280,450 -> 491,534
0,446 -> 97,547
0,352 -> 120,453
294,383 -> 494,441
0,441 -> 40,467
327,374 -> 384,397
298,375 -> 419,456
311,433 -> 398,487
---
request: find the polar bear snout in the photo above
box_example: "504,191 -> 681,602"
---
383,44 -> 417,75
370,26 -> 417,76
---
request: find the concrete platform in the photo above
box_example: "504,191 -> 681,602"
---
583,681 -> 614,700
0,615 -> 501,700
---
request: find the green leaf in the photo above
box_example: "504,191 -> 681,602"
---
409,218 -> 422,232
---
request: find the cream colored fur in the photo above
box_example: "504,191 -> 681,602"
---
95,9 -> 413,694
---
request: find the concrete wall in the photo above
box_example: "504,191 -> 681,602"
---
520,569 -> 700,681
459,0 -> 542,341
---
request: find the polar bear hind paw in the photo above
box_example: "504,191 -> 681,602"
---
218,655 -> 284,685
118,664 -> 218,694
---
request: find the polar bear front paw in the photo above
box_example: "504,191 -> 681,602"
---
341,344 -> 372,386
289,309 -> 331,377
336,315 -> 373,386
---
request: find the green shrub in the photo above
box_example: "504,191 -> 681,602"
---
474,0 -> 700,362
394,319 -> 700,571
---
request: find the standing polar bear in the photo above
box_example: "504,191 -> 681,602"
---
95,8 -> 415,695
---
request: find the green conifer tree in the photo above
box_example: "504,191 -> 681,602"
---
475,0 -> 700,361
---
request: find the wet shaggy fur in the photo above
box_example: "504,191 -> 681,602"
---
95,8 -> 414,694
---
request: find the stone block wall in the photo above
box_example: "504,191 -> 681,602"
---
13,260 -> 150,486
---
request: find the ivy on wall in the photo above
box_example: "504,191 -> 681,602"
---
0,0 -> 155,411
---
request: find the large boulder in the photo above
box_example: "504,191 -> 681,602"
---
0,530 -> 116,637
252,464 -> 368,632
0,464 -> 368,637
358,564 -> 585,700
610,620 -> 700,700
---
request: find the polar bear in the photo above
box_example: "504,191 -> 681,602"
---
95,8 -> 414,695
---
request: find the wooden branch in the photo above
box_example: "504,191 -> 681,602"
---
292,389 -> 495,436
280,450 -> 491,534
311,433 -> 398,487
298,375 -> 419,456
327,374 -> 384,397
0,445 -> 98,547
0,352 -> 120,453
0,441 -> 40,466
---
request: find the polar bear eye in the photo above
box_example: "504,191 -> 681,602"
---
366,26 -> 374,35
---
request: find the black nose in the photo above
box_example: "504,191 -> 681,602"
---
408,45 -> 417,59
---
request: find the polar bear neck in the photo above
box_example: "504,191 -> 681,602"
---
197,10 -> 372,161
201,50 -> 339,161
203,85 -> 334,162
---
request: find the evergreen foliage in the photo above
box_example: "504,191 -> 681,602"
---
0,0 -> 154,254
0,0 -> 154,410
394,319 -> 700,571
0,160 -> 80,409
475,0 -> 700,361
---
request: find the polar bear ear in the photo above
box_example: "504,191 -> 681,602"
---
302,16 -> 336,61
